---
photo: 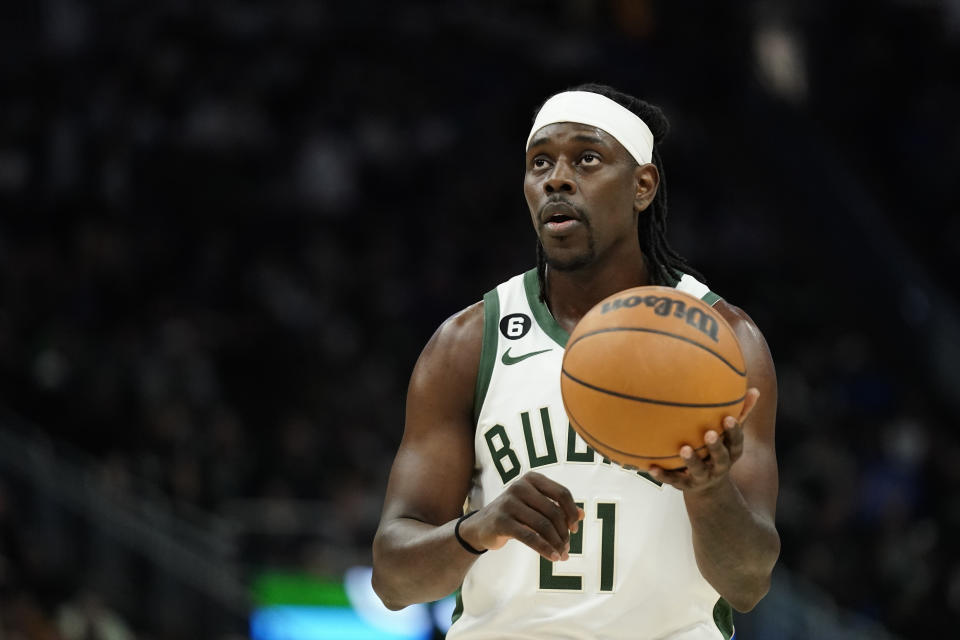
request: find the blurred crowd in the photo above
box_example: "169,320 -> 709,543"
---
0,0 -> 958,637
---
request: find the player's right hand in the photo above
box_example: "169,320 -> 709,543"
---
457,471 -> 584,562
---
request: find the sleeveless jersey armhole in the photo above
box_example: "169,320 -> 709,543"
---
472,289 -> 500,424
674,273 -> 722,306
702,290 -> 721,306
713,597 -> 734,639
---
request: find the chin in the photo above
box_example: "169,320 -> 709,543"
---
545,250 -> 595,272
540,231 -> 597,272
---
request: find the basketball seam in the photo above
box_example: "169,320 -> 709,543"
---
567,327 -> 747,377
561,369 -> 746,408
566,409 -> 702,465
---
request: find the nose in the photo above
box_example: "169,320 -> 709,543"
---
544,162 -> 577,195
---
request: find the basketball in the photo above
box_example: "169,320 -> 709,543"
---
560,286 -> 747,471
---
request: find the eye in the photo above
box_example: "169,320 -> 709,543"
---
579,153 -> 600,166
532,157 -> 549,169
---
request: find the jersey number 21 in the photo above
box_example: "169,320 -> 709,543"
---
539,501 -> 616,592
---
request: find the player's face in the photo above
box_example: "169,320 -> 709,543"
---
524,123 -> 641,272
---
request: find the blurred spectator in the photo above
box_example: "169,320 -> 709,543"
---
57,591 -> 134,640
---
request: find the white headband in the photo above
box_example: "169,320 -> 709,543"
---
526,91 -> 655,166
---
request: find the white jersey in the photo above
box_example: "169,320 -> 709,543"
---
447,269 -> 732,640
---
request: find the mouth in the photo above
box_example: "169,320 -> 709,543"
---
540,201 -> 583,233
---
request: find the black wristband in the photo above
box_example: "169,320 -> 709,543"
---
454,511 -> 487,555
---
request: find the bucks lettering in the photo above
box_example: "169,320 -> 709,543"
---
482,407 -> 660,487
600,294 -> 719,342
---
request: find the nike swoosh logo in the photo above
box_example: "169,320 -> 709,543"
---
501,347 -> 553,366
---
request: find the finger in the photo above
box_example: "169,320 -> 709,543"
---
513,481 -> 572,546
505,521 -> 562,562
681,445 -> 709,483
507,502 -> 567,560
647,465 -> 667,484
647,464 -> 689,490
704,429 -> 730,471
524,472 -> 579,525
524,472 -> 581,532
738,387 -> 760,423
722,417 -> 745,462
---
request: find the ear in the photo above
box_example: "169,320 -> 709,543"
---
633,163 -> 660,213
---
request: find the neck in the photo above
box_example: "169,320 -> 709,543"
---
544,252 -> 651,334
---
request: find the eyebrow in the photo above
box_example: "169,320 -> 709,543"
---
572,134 -> 606,145
527,132 -> 608,150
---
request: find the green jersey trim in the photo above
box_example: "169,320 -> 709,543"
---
521,268 -> 720,348
666,270 -> 722,307
702,290 -> 721,306
451,587 -> 464,626
473,288 -> 501,423
522,269 -> 570,347
713,597 -> 734,640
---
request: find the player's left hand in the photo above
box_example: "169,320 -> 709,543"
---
647,388 -> 760,492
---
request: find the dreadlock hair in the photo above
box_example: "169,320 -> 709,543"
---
535,83 -> 704,302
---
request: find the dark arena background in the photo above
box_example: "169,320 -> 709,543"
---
1,1 -> 958,638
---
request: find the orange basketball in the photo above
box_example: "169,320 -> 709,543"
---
560,286 -> 747,471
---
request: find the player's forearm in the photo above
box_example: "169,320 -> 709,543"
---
683,477 -> 780,612
371,517 -> 477,610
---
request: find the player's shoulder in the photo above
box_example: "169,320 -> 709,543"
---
415,267 -> 525,388
712,298 -> 776,383
433,300 -> 485,347
404,301 -> 486,417
414,300 -> 485,381
712,299 -> 766,348
713,298 -> 753,329
675,272 -> 766,347
426,269 -> 518,356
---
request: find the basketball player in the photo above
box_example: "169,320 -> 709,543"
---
372,85 -> 779,639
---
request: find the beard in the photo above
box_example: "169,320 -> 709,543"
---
535,198 -> 596,270
540,232 -> 596,271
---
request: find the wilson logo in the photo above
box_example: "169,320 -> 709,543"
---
600,294 -> 719,342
